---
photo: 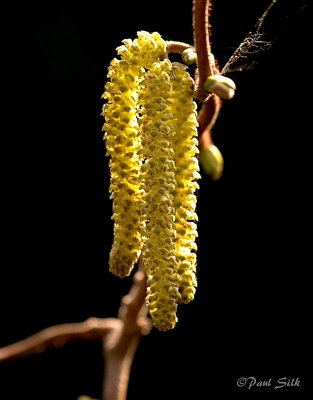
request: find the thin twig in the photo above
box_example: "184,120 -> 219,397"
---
0,258 -> 151,400
192,0 -> 222,156
197,94 -> 221,151
166,41 -> 194,53
193,0 -> 218,101
0,318 -> 116,363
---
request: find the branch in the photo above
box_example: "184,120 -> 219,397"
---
192,0 -> 222,172
197,94 -> 221,151
193,0 -> 218,101
166,41 -> 194,53
0,317 -> 116,363
103,257 -> 152,400
191,1 -> 226,180
0,259 -> 151,400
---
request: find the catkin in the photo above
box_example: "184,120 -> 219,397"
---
138,60 -> 181,331
102,32 -> 166,278
170,63 -> 200,304
103,33 -> 200,331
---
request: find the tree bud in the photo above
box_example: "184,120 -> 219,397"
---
181,48 -> 197,65
204,75 -> 236,100
199,144 -> 224,180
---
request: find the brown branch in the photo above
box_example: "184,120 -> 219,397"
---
103,257 -> 151,400
193,0 -> 218,101
197,94 -> 221,151
0,317 -> 116,363
0,259 -> 151,400
164,2 -> 222,150
192,0 -> 223,176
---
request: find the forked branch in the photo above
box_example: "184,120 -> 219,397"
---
103,258 -> 152,400
0,260 -> 151,400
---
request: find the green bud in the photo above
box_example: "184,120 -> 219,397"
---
199,145 -> 224,180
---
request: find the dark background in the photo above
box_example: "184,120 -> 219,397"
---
1,0 -> 312,398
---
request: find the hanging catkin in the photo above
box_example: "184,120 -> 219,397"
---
102,32 -> 166,278
138,60 -> 181,331
103,32 -> 200,330
169,63 -> 200,304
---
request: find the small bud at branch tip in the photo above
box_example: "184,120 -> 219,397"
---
181,48 -> 197,65
199,145 -> 224,181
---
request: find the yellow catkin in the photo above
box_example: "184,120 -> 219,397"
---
103,32 -> 200,331
139,60 -> 181,331
170,63 -> 200,304
102,32 -> 166,278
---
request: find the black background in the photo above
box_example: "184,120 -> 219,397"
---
1,0 -> 312,399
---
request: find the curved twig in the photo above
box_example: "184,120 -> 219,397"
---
192,0 -> 223,171
197,94 -> 221,150
166,41 -> 194,53
0,318 -> 116,363
0,260 -> 151,400
193,0 -> 218,101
